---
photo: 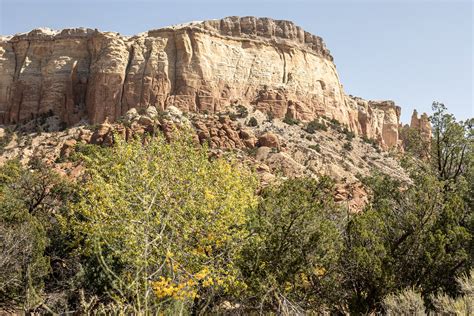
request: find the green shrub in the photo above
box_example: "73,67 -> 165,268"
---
0,160 -> 71,310
342,167 -> 472,314
240,177 -> 345,313
329,118 -> 341,126
69,142 -> 107,162
247,117 -> 258,127
283,116 -> 300,125
362,135 -> 382,152
383,288 -> 426,315
343,127 -> 355,141
309,144 -> 321,153
229,112 -> 239,121
305,120 -> 327,134
235,104 -> 249,118
343,141 -> 353,151
0,128 -> 13,154
326,118 -> 345,133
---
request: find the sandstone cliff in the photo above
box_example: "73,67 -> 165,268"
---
409,109 -> 432,141
0,16 -> 401,148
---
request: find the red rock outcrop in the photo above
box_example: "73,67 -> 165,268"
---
0,17 -> 403,148
410,110 -> 431,141
399,109 -> 432,157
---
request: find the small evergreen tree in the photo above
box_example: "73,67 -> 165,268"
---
240,177 -> 346,313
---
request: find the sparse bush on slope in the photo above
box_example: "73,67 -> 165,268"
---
383,269 -> 474,315
383,288 -> 426,316
431,270 -> 474,315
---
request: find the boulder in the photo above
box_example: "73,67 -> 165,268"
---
124,108 -> 139,124
60,139 -> 77,158
258,132 -> 280,149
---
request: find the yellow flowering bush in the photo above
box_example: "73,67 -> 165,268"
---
65,130 -> 257,313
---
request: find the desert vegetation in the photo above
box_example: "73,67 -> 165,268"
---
0,104 -> 472,314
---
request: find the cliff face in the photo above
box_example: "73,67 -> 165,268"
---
0,16 -> 402,148
410,110 -> 431,140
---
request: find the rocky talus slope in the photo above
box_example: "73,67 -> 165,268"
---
0,105 -> 410,212
1,16 -> 401,149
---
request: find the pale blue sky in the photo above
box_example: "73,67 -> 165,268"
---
1,0 -> 472,123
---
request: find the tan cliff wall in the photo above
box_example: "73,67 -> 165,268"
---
405,109 -> 432,156
0,16 -> 402,148
410,109 -> 431,139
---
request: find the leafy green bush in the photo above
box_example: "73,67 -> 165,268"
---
240,177 -> 345,313
343,141 -> 353,151
0,128 -> 13,154
309,144 -> 321,153
283,116 -> 300,125
342,167 -> 472,313
235,104 -> 249,118
343,127 -> 355,141
65,131 -> 257,313
329,118 -> 341,126
430,101 -> 473,181
0,160 -> 71,310
247,116 -> 258,127
362,136 -> 378,146
305,120 -> 327,133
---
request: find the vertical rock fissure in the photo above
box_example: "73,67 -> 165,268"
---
68,61 -> 78,124
84,36 -> 93,120
63,93 -> 69,124
194,91 -> 201,112
232,55 -> 242,82
120,44 -> 134,116
36,60 -> 44,115
172,32 -> 178,98
280,47 -> 287,84
16,91 -> 23,124
11,40 -> 31,123
139,41 -> 152,108
245,55 -> 257,96
12,40 -> 30,81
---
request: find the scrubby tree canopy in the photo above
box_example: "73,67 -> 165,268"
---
431,101 -> 473,182
240,177 -> 346,313
0,104 -> 471,314
0,159 -> 69,311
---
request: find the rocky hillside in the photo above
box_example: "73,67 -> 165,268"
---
0,103 -> 410,212
0,17 -> 434,211
1,16 -> 402,149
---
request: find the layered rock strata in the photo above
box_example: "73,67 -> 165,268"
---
0,16 -> 402,148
